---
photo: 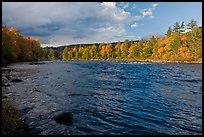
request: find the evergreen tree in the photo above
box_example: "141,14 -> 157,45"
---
166,26 -> 172,37
180,22 -> 185,33
173,22 -> 181,33
187,19 -> 198,30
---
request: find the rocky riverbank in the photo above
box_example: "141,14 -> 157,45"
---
2,67 -> 35,135
2,63 -> 74,135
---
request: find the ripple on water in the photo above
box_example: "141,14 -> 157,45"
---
5,61 -> 202,135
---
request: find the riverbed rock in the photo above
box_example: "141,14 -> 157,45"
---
29,62 -> 45,65
2,76 -> 9,85
2,95 -> 9,99
10,79 -> 23,82
4,83 -> 11,87
53,112 -> 73,126
6,75 -> 12,80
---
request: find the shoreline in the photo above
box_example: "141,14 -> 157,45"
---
3,59 -> 202,68
60,59 -> 202,64
2,67 -> 40,135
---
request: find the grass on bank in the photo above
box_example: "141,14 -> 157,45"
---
2,100 -> 21,135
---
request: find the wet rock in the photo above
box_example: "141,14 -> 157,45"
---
13,120 -> 33,135
6,75 -> 12,80
13,120 -> 42,135
29,62 -> 45,65
53,112 -> 73,126
21,107 -> 33,116
2,77 -> 9,86
3,83 -> 11,87
10,79 -> 23,82
33,89 -> 40,92
2,95 -> 9,99
29,128 -> 43,135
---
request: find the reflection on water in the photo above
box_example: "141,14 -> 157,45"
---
6,61 -> 202,135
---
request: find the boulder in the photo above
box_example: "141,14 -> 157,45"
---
53,112 -> 73,126
6,76 -> 12,80
10,79 -> 23,82
2,77 -> 9,86
29,62 -> 45,65
4,83 -> 11,87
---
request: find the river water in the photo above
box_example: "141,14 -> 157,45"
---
4,60 -> 202,135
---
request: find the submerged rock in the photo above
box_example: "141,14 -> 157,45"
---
13,119 -> 42,135
2,76 -> 9,85
10,79 -> 23,82
53,112 -> 73,126
4,83 -> 11,87
21,107 -> 33,116
29,62 -> 45,65
6,76 -> 12,80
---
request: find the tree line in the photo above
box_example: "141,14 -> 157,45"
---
60,19 -> 202,62
2,25 -> 41,64
2,19 -> 202,64
2,25 -> 61,65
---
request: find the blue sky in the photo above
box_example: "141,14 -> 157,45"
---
2,2 -> 202,47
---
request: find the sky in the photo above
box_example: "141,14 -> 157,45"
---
2,2 -> 202,47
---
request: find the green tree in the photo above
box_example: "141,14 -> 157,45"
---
169,32 -> 181,54
82,47 -> 89,60
173,22 -> 181,33
121,40 -> 130,59
48,49 -> 56,60
98,43 -> 105,59
90,45 -> 97,59
62,47 -> 68,60
2,27 -> 13,63
180,22 -> 185,33
187,19 -> 198,30
187,27 -> 202,60
166,26 -> 172,37
115,41 -> 121,59
68,50 -> 73,59
78,46 -> 84,59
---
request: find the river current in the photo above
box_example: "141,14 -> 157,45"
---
4,60 -> 202,135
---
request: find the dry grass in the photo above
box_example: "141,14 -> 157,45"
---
2,100 -> 21,135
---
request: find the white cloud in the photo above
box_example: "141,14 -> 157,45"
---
141,3 -> 158,18
130,22 -> 139,28
152,3 -> 158,8
101,2 -> 116,9
122,3 -> 129,9
2,2 -> 148,47
150,15 -> 155,19
132,3 -> 137,9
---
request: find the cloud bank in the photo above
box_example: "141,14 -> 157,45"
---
2,2 -> 158,47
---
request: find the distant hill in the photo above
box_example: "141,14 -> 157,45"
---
48,40 -> 140,51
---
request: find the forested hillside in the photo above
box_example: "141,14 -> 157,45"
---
2,26 -> 58,65
60,20 -> 202,62
2,19 -> 202,64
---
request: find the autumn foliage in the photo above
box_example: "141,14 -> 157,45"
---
61,20 -> 202,62
2,20 -> 202,64
2,25 -> 41,64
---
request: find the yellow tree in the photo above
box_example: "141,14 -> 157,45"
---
101,44 -> 107,60
62,47 -> 69,60
105,43 -> 113,60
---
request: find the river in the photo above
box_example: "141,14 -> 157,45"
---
3,60 -> 202,135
